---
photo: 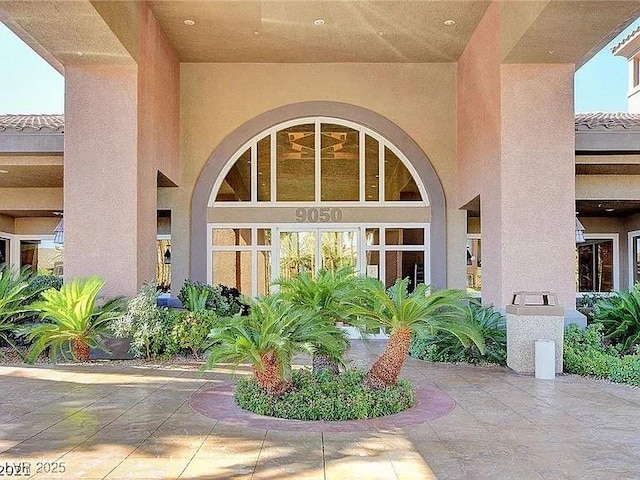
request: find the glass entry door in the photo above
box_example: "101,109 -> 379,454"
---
278,228 -> 358,280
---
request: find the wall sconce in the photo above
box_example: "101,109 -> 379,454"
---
163,247 -> 171,264
575,217 -> 586,243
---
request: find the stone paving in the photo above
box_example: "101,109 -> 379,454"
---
0,341 -> 639,479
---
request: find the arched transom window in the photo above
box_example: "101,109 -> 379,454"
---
209,118 -> 429,205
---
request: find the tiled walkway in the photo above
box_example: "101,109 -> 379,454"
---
1,341 -> 639,479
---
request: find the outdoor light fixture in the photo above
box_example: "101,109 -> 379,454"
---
183,19 -> 196,26
575,217 -> 585,244
164,247 -> 171,265
53,219 -> 64,245
313,18 -> 326,26
0,169 -> 8,174
444,19 -> 456,26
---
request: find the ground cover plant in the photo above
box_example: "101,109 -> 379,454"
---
564,323 -> 640,386
410,303 -> 506,365
235,368 -> 415,420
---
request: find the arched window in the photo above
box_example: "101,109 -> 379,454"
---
210,118 -> 428,206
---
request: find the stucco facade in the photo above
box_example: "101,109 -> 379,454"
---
2,1 -> 640,318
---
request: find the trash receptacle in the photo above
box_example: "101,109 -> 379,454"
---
506,292 -> 564,375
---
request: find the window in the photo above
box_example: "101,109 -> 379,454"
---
576,237 -> 617,293
466,237 -> 481,294
20,239 -> 62,275
0,237 -> 8,266
209,225 -> 429,297
210,118 -> 427,205
634,57 -> 640,89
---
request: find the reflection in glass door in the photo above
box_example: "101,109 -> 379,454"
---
279,231 -> 316,280
321,231 -> 357,270
279,229 -> 358,280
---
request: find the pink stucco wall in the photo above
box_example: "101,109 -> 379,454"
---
64,2 -> 179,298
64,65 -> 139,297
500,63 -> 576,309
458,4 -> 576,310
136,2 -> 180,292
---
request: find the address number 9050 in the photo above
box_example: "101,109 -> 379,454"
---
295,207 -> 343,223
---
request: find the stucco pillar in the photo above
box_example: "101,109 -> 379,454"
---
488,64 -> 576,310
64,65 -> 156,298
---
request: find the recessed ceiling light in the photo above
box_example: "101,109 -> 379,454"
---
53,211 -> 63,216
377,31 -> 384,36
0,169 -> 8,174
604,208 -> 615,212
444,19 -> 456,27
313,18 -> 326,27
254,31 -> 260,35
548,50 -> 555,55
183,19 -> 196,26
76,51 -> 83,57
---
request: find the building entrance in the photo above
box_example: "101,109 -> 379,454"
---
206,116 -> 433,297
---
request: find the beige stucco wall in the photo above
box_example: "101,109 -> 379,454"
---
14,217 -> 59,236
0,214 -> 14,234
169,62 -> 465,293
576,175 -> 640,200
0,188 -> 62,210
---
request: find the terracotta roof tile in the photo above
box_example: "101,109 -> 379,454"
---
575,112 -> 640,130
611,26 -> 640,55
0,114 -> 64,132
1,113 -> 639,135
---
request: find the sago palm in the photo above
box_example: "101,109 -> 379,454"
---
0,266 -> 35,358
24,277 -> 126,363
347,277 -> 484,388
594,286 -> 640,354
203,294 -> 346,395
276,266 -> 353,374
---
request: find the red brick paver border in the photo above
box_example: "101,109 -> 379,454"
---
189,381 -> 455,432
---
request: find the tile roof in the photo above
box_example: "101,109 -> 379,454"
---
0,114 -> 64,132
610,26 -> 640,55
1,113 -> 639,134
575,112 -> 640,130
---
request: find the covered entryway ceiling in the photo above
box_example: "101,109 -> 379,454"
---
1,1 -> 640,68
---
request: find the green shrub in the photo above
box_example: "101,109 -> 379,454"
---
593,286 -> 640,354
234,369 -> 415,421
111,282 -> 178,360
0,266 -> 35,357
25,274 -> 63,302
171,309 -> 219,357
178,280 -> 248,315
409,303 -> 506,365
609,355 -> 640,386
563,323 -> 619,378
